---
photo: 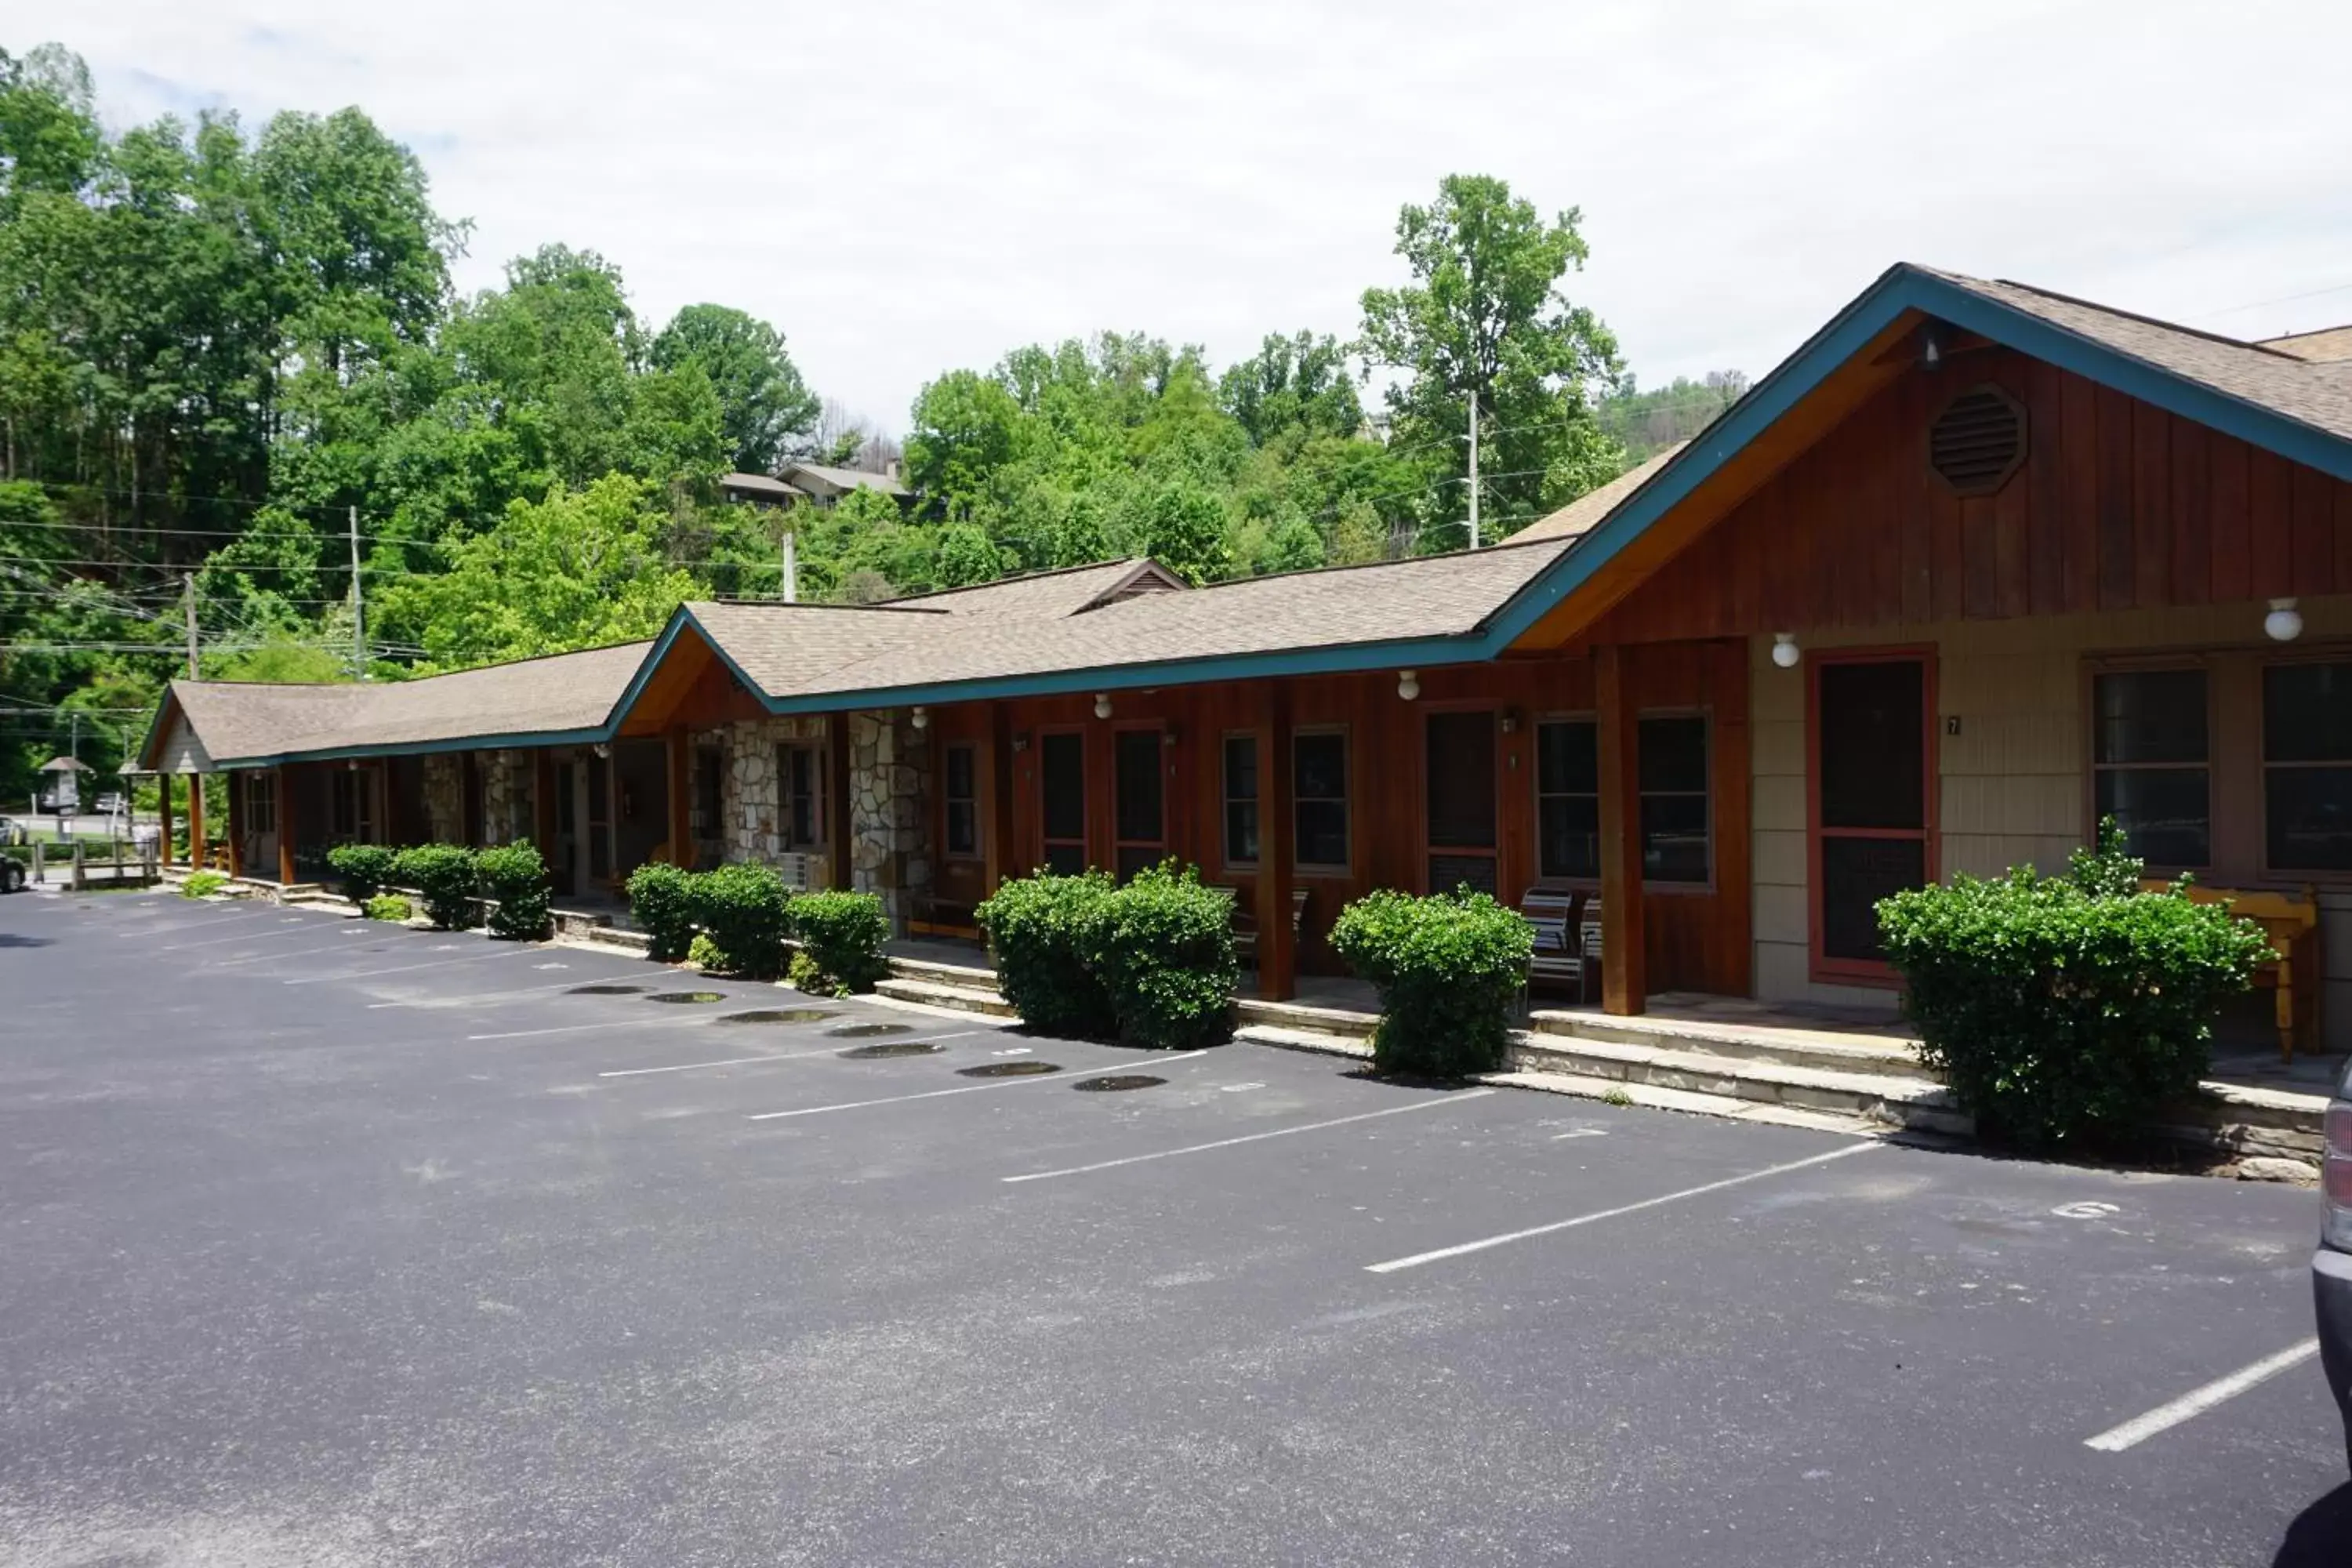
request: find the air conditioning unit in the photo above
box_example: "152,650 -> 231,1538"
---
776,852 -> 817,891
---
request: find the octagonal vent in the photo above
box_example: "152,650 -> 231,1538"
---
1929,385 -> 2027,495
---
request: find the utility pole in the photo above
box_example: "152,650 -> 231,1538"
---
1466,387 -> 1481,550
69,709 -> 78,764
349,503 -> 365,678
781,527 -> 799,604
182,573 -> 198,681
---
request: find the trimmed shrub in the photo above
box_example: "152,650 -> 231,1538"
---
364,892 -> 413,923
625,861 -> 696,962
1082,863 -> 1238,1049
978,869 -> 1119,1037
326,842 -> 397,902
786,949 -> 832,995
180,869 -> 228,900
477,840 -> 552,941
688,931 -> 728,975
393,843 -> 478,931
687,862 -> 792,978
789,890 -> 891,996
1330,887 -> 1534,1078
1878,819 -> 2274,1150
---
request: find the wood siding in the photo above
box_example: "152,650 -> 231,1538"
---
1588,350 -> 2352,646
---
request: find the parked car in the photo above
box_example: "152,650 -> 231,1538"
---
2318,1064 -> 2352,1471
0,816 -> 24,847
0,855 -> 23,894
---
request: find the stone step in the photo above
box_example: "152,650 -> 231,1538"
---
1529,1007 -> 1922,1079
1477,1069 -> 1889,1138
1232,996 -> 1379,1040
873,976 -> 1019,1019
887,954 -> 1002,990
1233,1022 -> 1374,1061
1507,1031 -> 1969,1136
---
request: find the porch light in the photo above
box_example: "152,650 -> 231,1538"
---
1396,669 -> 1420,702
1094,692 -> 1113,719
2267,597 -> 2304,643
1771,633 -> 1801,670
909,706 -> 930,730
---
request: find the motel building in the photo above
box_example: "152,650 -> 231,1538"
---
140,265 -> 2352,1052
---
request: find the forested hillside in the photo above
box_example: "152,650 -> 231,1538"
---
0,42 -> 1737,801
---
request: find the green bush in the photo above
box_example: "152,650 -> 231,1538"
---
625,861 -> 696,962
365,893 -> 413,923
786,949 -> 833,996
978,869 -> 1119,1037
477,840 -> 552,941
789,890 -> 891,996
1878,819 -> 2274,1150
180,869 -> 228,899
393,843 -> 478,931
1082,863 -> 1238,1049
1330,887 -> 1534,1077
326,842 -> 397,902
688,931 -> 728,974
687,862 -> 792,978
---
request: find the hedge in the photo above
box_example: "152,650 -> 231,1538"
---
1081,862 -> 1238,1049
625,862 -> 696,962
1878,819 -> 2273,1150
1330,887 -> 1534,1078
364,892 -> 413,923
477,840 -> 552,941
180,869 -> 228,900
687,861 -> 792,978
977,869 -> 1119,1037
393,843 -> 478,931
789,890 -> 891,996
326,842 -> 397,902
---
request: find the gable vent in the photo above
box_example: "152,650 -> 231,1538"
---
1928,385 -> 2027,495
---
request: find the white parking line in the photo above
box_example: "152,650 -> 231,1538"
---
748,1050 -> 1211,1121
285,948 -> 520,984
366,972 -> 656,1008
1003,1089 -> 1496,1184
212,931 -> 379,967
125,909 -> 288,940
599,1031 -> 990,1078
2083,1339 -> 2321,1453
160,918 -> 346,952
470,1011 -> 744,1041
1363,1140 -> 1883,1274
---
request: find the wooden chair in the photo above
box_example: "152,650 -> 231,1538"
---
1223,884 -> 1310,970
2144,880 -> 2322,1061
1520,886 -> 1603,1004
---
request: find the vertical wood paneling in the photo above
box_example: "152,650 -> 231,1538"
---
1961,495 -> 2000,619
2060,370 -> 2100,612
2170,420 -> 2211,606
2211,436 -> 2252,603
2293,463 -> 2338,596
2250,448 -> 2295,599
2131,400 -> 2172,608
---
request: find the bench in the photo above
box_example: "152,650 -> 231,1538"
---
909,894 -> 982,941
2143,880 -> 2322,1061
1522,885 -> 1602,1003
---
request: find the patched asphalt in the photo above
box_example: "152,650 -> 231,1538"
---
2,887 -> 2347,1566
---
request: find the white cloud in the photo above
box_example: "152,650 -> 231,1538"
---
27,0 -> 2352,434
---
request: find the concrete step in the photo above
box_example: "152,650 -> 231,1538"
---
1233,1022 -> 1374,1062
1507,1031 -> 1969,1136
887,955 -> 1002,991
873,976 -> 1019,1019
1477,1069 -> 1889,1138
1529,1007 -> 1922,1078
1232,996 -> 1379,1040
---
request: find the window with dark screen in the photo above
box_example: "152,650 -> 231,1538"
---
2091,668 -> 2209,869
2264,661 -> 2352,873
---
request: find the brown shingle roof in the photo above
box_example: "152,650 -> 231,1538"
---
162,641 -> 652,764
1513,442 -> 1690,543
2259,325 -> 2352,365
882,559 -> 1185,620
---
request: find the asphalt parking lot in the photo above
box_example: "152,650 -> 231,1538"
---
3,888 -> 2348,1567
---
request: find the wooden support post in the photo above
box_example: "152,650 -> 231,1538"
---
1595,644 -> 1646,1016
665,731 -> 692,872
276,767 -> 295,886
158,771 -> 175,868
984,702 -> 1016,898
826,712 -> 853,894
225,772 -> 244,880
1257,681 -> 1297,1003
188,772 -> 208,877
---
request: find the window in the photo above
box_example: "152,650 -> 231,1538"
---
1294,729 -> 1349,870
245,771 -> 278,836
1222,735 -> 1259,867
2091,668 -> 2209,868
329,768 -> 374,843
1535,719 -> 1599,880
694,746 -> 724,837
1040,731 -> 1087,875
780,743 -> 826,851
2264,660 -> 2352,873
1638,714 -> 1710,884
1114,729 -> 1166,880
1425,710 -> 1498,894
944,743 -> 979,859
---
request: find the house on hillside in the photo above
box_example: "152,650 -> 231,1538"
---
719,461 -> 911,511
140,263 -> 2352,1051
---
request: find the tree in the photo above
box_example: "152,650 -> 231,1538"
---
1219,331 -> 1363,446
1126,478 -> 1230,586
1357,174 -> 1628,548
650,303 -> 818,474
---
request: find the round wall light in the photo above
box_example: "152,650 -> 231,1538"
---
1771,633 -> 1801,670
2267,597 -> 2303,643
1396,669 -> 1421,702
1094,692 -> 1114,719
909,706 -> 929,730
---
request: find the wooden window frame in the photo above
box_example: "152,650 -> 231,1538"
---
1635,707 -> 1715,896
1219,731 -> 1261,872
2081,655 -> 2217,878
1531,712 -> 1602,889
2257,650 -> 2352,881
1036,726 -> 1088,876
1807,646 -> 1939,987
779,742 -> 828,853
942,741 -> 982,862
1291,724 -> 1352,876
328,767 -> 376,844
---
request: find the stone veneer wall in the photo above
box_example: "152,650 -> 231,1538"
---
423,753 -> 464,843
479,750 -> 533,847
709,716 -> 831,873
848,709 -> 932,931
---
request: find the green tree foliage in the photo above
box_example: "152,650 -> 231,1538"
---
1357,173 -> 1629,550
1595,372 -> 1750,462
650,303 -> 819,474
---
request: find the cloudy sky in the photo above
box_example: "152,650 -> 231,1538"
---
24,0 -> 2352,435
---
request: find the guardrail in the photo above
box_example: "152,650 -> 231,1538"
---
2,837 -> 163,890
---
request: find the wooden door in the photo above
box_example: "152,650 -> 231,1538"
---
1113,728 -> 1166,880
1040,731 -> 1087,874
1425,709 -> 1499,894
1809,651 -> 1936,982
